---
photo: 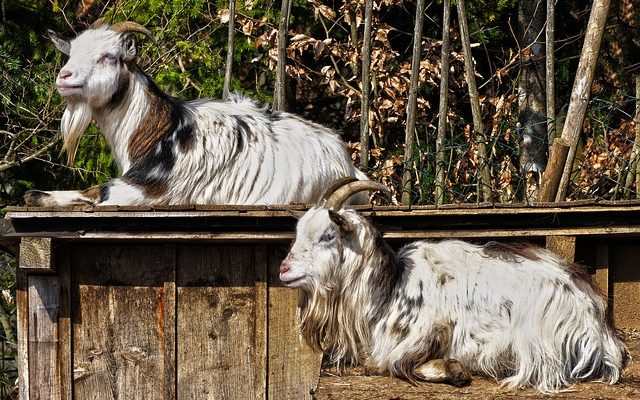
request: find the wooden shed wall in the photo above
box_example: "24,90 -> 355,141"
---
5,203 -> 640,399
17,241 -> 321,400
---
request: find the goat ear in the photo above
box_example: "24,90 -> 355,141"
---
121,34 -> 137,61
47,30 -> 70,56
328,210 -> 355,234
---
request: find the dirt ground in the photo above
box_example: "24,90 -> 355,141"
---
314,332 -> 640,400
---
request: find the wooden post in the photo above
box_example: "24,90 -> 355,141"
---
435,0 -> 452,206
274,0 -> 292,111
624,75 -> 640,198
222,0 -> 236,101
552,0 -> 612,201
546,0 -> 556,145
456,0 -> 493,203
359,0 -> 374,169
537,138 -> 570,202
401,0 -> 426,205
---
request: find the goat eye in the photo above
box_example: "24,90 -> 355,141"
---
318,229 -> 335,243
98,53 -> 116,63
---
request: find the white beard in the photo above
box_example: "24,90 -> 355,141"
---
60,101 -> 92,165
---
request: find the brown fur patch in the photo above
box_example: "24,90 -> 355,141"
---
128,90 -> 173,161
80,185 -> 102,202
482,241 -> 542,262
438,273 -> 454,286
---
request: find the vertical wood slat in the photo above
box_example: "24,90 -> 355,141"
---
545,235 -> 576,263
176,245 -> 258,399
71,244 -> 175,399
595,243 -> 610,301
267,246 -> 322,400
16,271 -> 29,400
57,247 -> 72,400
28,275 -> 60,400
254,245 -> 268,400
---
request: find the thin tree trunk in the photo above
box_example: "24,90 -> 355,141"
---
360,0 -> 374,170
456,0 -> 493,203
546,0 -> 555,145
222,0 -> 236,101
551,0 -> 612,201
625,75 -> 640,198
518,0 -> 547,204
400,0 -> 426,205
274,0 -> 292,111
435,0 -> 451,206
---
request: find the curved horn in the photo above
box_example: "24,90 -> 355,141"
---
324,180 -> 391,210
318,177 -> 360,204
109,21 -> 158,45
91,18 -> 105,29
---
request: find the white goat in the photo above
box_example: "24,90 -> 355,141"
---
280,180 -> 629,393
24,21 -> 366,207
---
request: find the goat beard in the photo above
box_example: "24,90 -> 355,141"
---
60,101 -> 92,165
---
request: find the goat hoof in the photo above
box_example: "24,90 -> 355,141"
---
447,359 -> 471,387
24,190 -> 52,207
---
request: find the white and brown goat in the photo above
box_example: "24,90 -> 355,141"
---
280,180 -> 629,392
24,21 -> 366,207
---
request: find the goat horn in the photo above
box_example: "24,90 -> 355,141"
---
324,180 -> 391,210
91,18 -> 105,28
109,21 -> 158,45
318,177 -> 360,203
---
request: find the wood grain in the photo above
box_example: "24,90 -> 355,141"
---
176,245 -> 258,399
267,245 -> 322,400
70,244 -> 175,399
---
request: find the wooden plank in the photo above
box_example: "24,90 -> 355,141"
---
254,245 -> 268,400
176,245 -> 258,399
16,271 -> 29,400
610,245 -> 640,330
71,244 -> 175,399
57,246 -> 72,400
163,255 -> 177,400
545,235 -> 576,262
28,275 -> 61,400
267,245 -> 322,400
595,243 -> 610,302
19,237 -> 53,271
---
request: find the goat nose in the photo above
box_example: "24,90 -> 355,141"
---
279,261 -> 290,274
58,69 -> 73,80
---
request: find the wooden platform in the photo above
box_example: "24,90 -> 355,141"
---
4,201 -> 640,399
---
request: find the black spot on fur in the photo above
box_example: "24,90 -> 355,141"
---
500,299 -> 513,320
267,110 -> 282,121
233,115 -> 256,153
369,229 -> 407,324
99,183 -> 111,202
